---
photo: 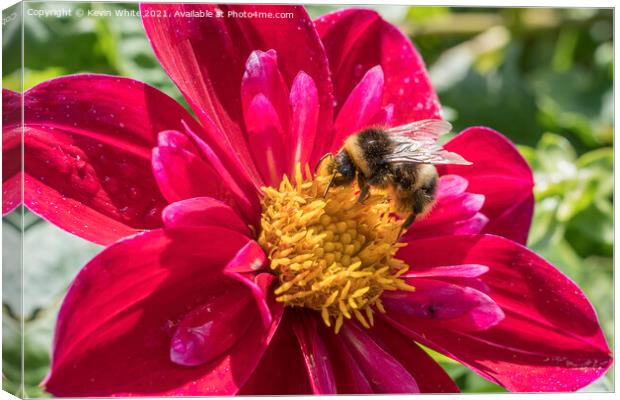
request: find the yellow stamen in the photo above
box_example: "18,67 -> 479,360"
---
258,163 -> 414,333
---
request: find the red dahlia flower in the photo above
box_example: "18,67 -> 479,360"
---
2,4 -> 611,396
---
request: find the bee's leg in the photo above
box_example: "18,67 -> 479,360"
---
397,213 -> 417,239
357,174 -> 370,203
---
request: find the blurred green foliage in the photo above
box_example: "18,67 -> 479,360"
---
2,2 -> 613,396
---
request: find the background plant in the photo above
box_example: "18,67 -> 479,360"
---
2,2 -> 613,395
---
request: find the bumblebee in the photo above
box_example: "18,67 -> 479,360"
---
318,119 -> 471,231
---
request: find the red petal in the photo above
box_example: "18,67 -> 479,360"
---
162,197 -> 251,236
321,323 -> 373,394
384,278 -> 505,332
239,311 -> 313,395
368,103 -> 395,127
21,74 -> 200,244
393,234 -> 612,392
170,293 -> 255,367
440,127 -> 534,244
316,8 -> 440,125
2,88 -> 20,126
292,313 -> 337,394
244,94 -> 287,186
141,3 -> 333,182
341,321 -> 420,393
331,65 -> 384,150
45,227 -> 281,396
290,72 -> 320,168
369,319 -> 459,393
2,89 -> 21,215
241,50 -> 291,136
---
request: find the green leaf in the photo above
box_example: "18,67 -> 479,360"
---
23,304 -> 59,398
565,200 -> 613,257
437,44 -> 542,147
2,218 -> 22,317
533,237 -> 583,283
418,342 -> 459,365
528,197 -> 564,249
2,315 -> 22,396
23,219 -> 101,318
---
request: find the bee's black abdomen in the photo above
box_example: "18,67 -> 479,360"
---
392,164 -> 416,189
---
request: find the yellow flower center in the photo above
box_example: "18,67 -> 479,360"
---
258,164 -> 414,333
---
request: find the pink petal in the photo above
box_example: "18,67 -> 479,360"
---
331,65 -> 384,150
162,197 -> 251,236
341,321 -> 420,393
241,50 -> 290,135
3,89 -> 21,215
222,240 -> 267,275
426,191 -> 484,225
152,130 -> 257,222
404,174 -> 487,241
436,174 -> 469,196
404,264 -> 489,279
384,278 -> 505,332
290,72 -> 320,168
407,213 -> 489,241
393,234 -> 612,392
182,122 -> 262,224
440,127 -> 534,244
141,3 -> 333,183
222,241 -> 275,328
315,9 -> 440,126
21,74 -> 201,245
293,314 -> 337,394
239,312 -> 313,395
369,319 -> 459,393
153,131 -> 234,202
45,227 -> 281,396
244,94 -> 287,186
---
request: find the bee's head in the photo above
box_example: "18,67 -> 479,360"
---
315,151 -> 356,196
334,151 -> 356,184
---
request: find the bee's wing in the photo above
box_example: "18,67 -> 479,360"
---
384,119 -> 453,142
384,137 -> 472,165
384,119 -> 470,165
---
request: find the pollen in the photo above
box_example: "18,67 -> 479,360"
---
258,163 -> 414,333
